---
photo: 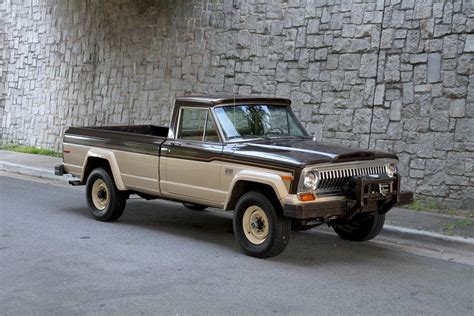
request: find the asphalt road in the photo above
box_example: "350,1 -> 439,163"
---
1,173 -> 473,315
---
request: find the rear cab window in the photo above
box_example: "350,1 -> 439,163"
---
177,107 -> 221,142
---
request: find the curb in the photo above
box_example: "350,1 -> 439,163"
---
383,225 -> 474,246
0,161 -> 69,182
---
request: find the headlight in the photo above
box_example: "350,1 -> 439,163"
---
386,163 -> 397,177
303,171 -> 320,190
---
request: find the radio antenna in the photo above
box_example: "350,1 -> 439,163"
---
233,86 -> 236,126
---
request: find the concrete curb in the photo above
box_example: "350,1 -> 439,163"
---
383,225 -> 474,246
0,161 -> 69,182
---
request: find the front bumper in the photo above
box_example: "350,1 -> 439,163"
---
284,174 -> 413,220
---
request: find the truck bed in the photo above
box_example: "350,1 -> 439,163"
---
77,125 -> 169,137
63,125 -> 168,187
64,125 -> 169,148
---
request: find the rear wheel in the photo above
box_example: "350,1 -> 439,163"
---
86,168 -> 126,222
182,202 -> 207,211
233,192 -> 291,258
332,213 -> 385,242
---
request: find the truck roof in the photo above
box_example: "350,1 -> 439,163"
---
175,95 -> 292,107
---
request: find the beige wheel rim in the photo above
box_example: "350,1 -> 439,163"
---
242,206 -> 269,245
92,179 -> 109,211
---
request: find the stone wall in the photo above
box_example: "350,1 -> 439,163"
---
0,0 -> 473,208
0,0 -> 6,138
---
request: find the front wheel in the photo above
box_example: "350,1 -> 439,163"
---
332,213 -> 385,242
86,168 -> 127,222
233,192 -> 291,258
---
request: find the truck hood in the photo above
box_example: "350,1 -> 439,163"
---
230,137 -> 398,168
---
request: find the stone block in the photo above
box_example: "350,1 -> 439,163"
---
386,122 -> 403,139
374,84 -> 385,105
359,53 -> 377,78
430,111 -> 449,132
307,19 -> 320,34
340,0 -> 353,12
457,55 -> 472,75
390,100 -> 402,121
465,35 -> 474,52
380,29 -> 393,49
351,109 -> 371,135
449,99 -> 465,118
454,118 -> 474,142
427,53 -> 441,83
371,108 -> 390,133
339,54 -> 361,70
384,55 -> 400,82
410,158 -> 425,169
401,0 -> 415,9
314,48 -> 328,61
342,24 -> 356,38
385,89 -> 401,101
446,152 -> 467,176
417,133 -> 435,158
443,35 -> 458,58
434,132 -> 454,151
414,84 -> 431,93
409,54 -> 427,64
432,3 -> 444,18
445,175 -> 469,186
363,11 -> 383,24
326,54 -> 339,69
410,169 -> 424,179
338,110 -> 354,132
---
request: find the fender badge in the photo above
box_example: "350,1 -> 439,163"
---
225,168 -> 234,176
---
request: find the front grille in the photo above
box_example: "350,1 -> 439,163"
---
316,164 -> 388,193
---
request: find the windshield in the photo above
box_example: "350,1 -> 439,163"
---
214,104 -> 309,140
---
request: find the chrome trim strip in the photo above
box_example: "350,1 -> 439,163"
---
250,144 -> 338,159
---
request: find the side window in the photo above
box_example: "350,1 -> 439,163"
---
178,108 -> 220,142
204,116 -> 220,142
178,108 -> 207,140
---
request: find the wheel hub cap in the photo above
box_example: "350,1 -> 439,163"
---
91,179 -> 109,210
242,206 -> 269,245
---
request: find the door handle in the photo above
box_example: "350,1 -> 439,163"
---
168,141 -> 182,147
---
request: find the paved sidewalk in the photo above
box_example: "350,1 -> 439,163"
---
0,150 -> 65,181
1,150 -> 473,242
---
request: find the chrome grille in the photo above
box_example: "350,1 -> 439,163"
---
317,165 -> 387,192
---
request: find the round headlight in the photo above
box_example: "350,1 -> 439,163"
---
386,163 -> 397,177
303,171 -> 320,190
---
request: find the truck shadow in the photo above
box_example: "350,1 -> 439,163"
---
64,198 -> 399,266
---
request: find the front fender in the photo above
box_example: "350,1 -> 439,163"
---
82,148 -> 127,191
224,170 -> 290,209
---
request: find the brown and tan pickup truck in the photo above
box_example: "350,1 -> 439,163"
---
56,95 -> 412,258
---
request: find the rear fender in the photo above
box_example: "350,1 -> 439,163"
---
82,148 -> 127,191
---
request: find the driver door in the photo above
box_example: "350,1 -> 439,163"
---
162,107 -> 225,205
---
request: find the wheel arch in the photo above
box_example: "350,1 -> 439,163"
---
224,171 -> 289,211
81,149 -> 126,191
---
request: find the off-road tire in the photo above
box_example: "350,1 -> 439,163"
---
233,191 -> 291,258
333,212 -> 385,242
182,202 -> 208,211
86,168 -> 126,222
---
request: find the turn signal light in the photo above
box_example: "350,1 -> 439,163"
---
280,175 -> 294,181
298,192 -> 316,202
